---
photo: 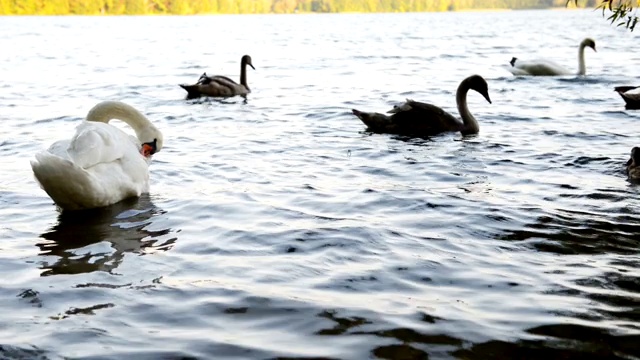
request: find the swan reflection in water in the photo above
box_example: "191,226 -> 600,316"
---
37,194 -> 176,276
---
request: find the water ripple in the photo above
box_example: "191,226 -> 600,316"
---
1,9 -> 639,360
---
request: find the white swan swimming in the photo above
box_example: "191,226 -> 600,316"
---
508,38 -> 596,76
31,101 -> 164,211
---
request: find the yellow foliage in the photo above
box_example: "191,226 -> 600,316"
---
0,0 -> 592,14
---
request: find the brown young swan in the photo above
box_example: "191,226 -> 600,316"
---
351,75 -> 491,137
180,55 -> 255,99
614,86 -> 640,110
626,147 -> 640,180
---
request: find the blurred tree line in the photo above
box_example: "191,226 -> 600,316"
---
0,0 -> 598,14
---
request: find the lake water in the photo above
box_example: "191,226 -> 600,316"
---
1,9 -> 639,359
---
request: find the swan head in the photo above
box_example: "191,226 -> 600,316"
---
627,147 -> 640,168
242,55 -> 256,70
581,38 -> 596,52
139,125 -> 164,158
84,101 -> 163,158
467,75 -> 491,104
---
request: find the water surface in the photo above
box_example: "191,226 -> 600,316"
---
0,10 -> 639,359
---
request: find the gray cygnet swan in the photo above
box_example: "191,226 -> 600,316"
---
351,75 -> 491,137
180,55 -> 255,99
614,86 -> 640,110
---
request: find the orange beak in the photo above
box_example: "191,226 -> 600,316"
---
141,143 -> 154,157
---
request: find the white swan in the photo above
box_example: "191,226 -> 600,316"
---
508,38 -> 596,76
31,101 -> 164,211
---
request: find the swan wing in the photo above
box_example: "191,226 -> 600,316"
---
198,74 -> 236,85
181,72 -> 249,98
200,81 -> 236,96
31,152 -> 99,210
31,150 -> 148,211
67,121 -> 137,169
506,66 -> 533,76
31,121 -> 150,210
615,86 -> 640,96
624,92 -> 640,102
209,76 -> 248,95
509,59 -> 571,76
614,86 -> 638,94
390,100 -> 462,135
210,75 -> 238,85
615,86 -> 640,108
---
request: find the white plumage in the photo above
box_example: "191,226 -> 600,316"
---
508,38 -> 596,76
31,101 -> 164,211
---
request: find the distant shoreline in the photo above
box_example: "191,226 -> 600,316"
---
0,3 -> 589,16
0,8 -> 588,16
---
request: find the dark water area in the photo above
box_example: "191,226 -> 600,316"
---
0,10 -> 639,359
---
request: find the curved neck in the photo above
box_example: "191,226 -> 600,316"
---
240,60 -> 249,89
86,101 -> 152,140
577,44 -> 587,75
456,80 -> 479,135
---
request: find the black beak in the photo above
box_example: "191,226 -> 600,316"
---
249,63 -> 256,70
483,92 -> 492,104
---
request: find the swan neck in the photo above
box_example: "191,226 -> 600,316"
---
86,102 -> 152,139
240,61 -> 249,89
456,80 -> 478,134
578,44 -> 587,75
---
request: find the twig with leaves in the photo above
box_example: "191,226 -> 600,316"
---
571,0 -> 639,31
